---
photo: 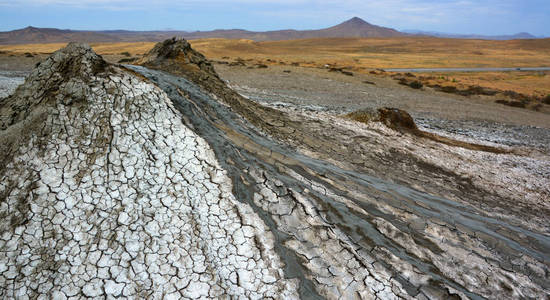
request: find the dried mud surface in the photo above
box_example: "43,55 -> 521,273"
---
0,40 -> 549,299
214,64 -> 550,151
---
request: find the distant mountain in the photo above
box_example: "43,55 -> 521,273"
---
403,29 -> 540,40
2,18 -> 539,45
287,17 -> 403,39
0,17 -> 404,44
0,26 -> 121,44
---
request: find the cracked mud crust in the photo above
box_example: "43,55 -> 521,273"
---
0,43 -> 298,299
1,40 -> 549,299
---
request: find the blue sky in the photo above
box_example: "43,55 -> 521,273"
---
0,0 -> 549,36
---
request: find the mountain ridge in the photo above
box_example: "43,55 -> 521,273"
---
0,17 -> 403,44
0,17 -> 542,45
403,29 -> 541,40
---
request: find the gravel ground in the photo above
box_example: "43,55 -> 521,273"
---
215,63 -> 550,151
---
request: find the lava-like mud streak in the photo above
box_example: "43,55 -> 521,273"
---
129,62 -> 550,299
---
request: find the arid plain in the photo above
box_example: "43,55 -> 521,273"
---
2,36 -> 550,98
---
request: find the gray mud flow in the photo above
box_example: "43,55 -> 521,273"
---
129,65 -> 550,299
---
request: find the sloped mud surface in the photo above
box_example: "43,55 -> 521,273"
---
0,71 -> 25,99
1,40 -> 549,299
128,62 -> 550,299
414,117 -> 550,151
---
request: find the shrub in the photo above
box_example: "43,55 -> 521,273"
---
409,81 -> 423,89
118,57 -> 137,63
440,86 -> 458,93
120,52 -> 131,57
466,85 -> 498,96
495,99 -> 526,108
397,78 -> 408,86
543,95 -> 550,105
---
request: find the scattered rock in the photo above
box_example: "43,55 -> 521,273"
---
341,70 -> 353,76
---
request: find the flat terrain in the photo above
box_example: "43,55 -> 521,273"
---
2,37 -> 549,68
190,37 -> 550,68
2,36 -> 549,98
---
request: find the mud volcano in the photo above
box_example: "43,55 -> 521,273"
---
0,39 -> 549,299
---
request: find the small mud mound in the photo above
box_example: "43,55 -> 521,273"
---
138,37 -> 218,80
346,107 -> 417,131
138,38 -> 300,144
346,107 -> 507,153
378,107 -> 418,131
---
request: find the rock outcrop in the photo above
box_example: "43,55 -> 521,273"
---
1,40 -> 549,299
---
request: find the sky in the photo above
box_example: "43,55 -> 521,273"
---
0,0 -> 549,36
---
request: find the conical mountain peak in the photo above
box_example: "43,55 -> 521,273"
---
343,17 -> 370,26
